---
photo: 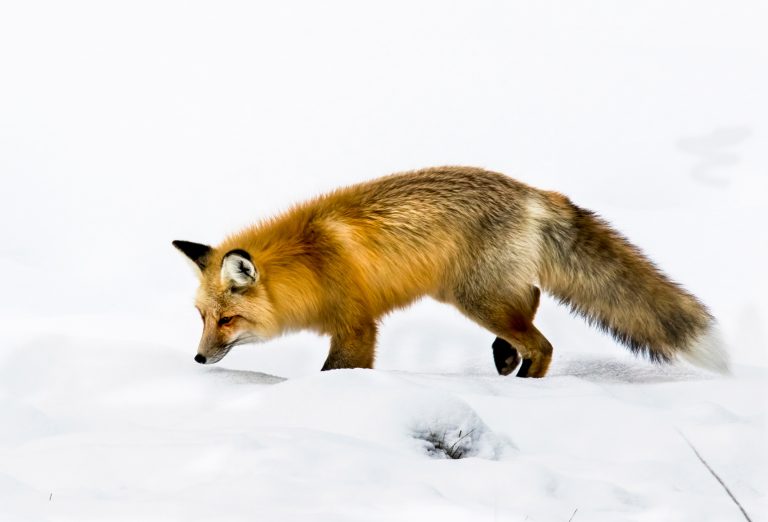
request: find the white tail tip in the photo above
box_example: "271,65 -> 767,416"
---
680,323 -> 730,374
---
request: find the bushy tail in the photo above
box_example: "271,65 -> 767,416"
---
537,197 -> 729,373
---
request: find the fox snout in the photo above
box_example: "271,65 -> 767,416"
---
194,348 -> 231,365
194,341 -> 233,365
194,330 -> 235,365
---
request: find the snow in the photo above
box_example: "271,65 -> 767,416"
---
1,1 -> 766,521
1,339 -> 764,521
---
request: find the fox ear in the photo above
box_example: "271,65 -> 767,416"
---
221,249 -> 258,288
172,240 -> 212,273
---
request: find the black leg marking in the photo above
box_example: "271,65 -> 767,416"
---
516,358 -> 533,378
492,337 -> 521,376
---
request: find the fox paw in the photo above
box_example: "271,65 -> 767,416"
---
492,337 -> 522,376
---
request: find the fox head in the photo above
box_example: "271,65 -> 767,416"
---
172,240 -> 279,364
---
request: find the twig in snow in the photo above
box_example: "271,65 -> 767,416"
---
568,508 -> 578,521
677,429 -> 752,522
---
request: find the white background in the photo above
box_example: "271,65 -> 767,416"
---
1,1 -> 766,521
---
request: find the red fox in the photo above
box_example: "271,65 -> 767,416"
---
173,166 -> 728,377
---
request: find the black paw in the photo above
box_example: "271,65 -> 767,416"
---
516,358 -> 533,377
492,337 -> 522,376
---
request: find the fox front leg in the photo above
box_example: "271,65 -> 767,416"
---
321,321 -> 378,370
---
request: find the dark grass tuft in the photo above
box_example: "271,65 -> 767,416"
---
417,429 -> 476,459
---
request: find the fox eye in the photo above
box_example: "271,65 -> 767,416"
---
218,316 -> 234,326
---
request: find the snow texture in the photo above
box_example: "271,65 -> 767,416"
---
1,1 -> 766,521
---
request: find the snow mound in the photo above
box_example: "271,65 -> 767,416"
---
254,369 -> 513,460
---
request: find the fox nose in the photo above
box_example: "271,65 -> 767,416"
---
194,354 -> 207,364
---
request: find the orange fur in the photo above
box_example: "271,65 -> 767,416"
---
174,166 -> 726,376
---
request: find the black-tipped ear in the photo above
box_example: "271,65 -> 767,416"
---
172,240 -> 212,271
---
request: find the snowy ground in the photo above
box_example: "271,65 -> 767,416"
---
1,324 -> 765,521
1,1 -> 767,521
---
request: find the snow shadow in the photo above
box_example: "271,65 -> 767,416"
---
204,367 -> 287,385
552,356 -> 710,384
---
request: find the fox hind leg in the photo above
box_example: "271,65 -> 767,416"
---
491,286 -> 541,375
504,286 -> 552,378
455,284 -> 553,378
511,322 -> 553,378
